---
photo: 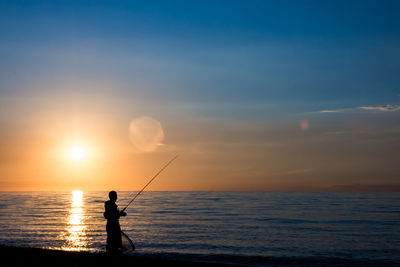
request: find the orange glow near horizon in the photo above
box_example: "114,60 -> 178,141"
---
0,98 -> 397,192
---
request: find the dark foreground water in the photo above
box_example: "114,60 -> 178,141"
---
0,191 -> 399,265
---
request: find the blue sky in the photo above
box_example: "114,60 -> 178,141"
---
2,0 -> 399,111
0,1 -> 399,190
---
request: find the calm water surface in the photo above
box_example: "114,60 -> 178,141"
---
0,191 -> 399,264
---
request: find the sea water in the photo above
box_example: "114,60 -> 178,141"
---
0,191 -> 399,265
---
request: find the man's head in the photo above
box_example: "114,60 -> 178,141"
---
109,190 -> 117,202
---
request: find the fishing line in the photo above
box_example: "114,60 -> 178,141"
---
121,155 -> 179,212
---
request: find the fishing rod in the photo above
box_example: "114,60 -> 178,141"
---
121,155 -> 179,212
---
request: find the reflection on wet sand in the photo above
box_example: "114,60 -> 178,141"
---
61,191 -> 87,251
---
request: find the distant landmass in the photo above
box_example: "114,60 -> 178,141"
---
328,184 -> 400,192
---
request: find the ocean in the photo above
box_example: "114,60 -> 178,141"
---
0,191 -> 399,266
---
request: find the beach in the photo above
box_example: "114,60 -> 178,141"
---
2,245 -> 399,267
0,245 -> 238,267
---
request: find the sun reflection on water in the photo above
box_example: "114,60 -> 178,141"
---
61,190 -> 88,251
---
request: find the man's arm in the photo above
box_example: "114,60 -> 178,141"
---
105,201 -> 122,220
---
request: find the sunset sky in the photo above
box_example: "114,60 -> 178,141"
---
1,0 -> 399,191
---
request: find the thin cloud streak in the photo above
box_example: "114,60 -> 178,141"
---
359,104 -> 400,112
315,104 -> 400,114
319,110 -> 341,113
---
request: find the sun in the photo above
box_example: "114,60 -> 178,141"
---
68,146 -> 87,161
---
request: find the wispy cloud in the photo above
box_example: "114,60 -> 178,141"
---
315,104 -> 400,113
319,109 -> 344,113
319,110 -> 340,113
359,104 -> 400,112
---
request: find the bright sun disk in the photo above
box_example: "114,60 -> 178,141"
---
69,146 -> 87,161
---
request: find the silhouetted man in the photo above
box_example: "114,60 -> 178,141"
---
104,190 -> 126,254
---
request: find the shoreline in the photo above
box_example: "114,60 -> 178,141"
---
0,245 -> 239,267
1,245 -> 398,266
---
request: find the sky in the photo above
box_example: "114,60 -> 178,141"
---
0,0 -> 399,191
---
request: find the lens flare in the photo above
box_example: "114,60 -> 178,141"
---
300,120 -> 309,131
129,116 -> 165,152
